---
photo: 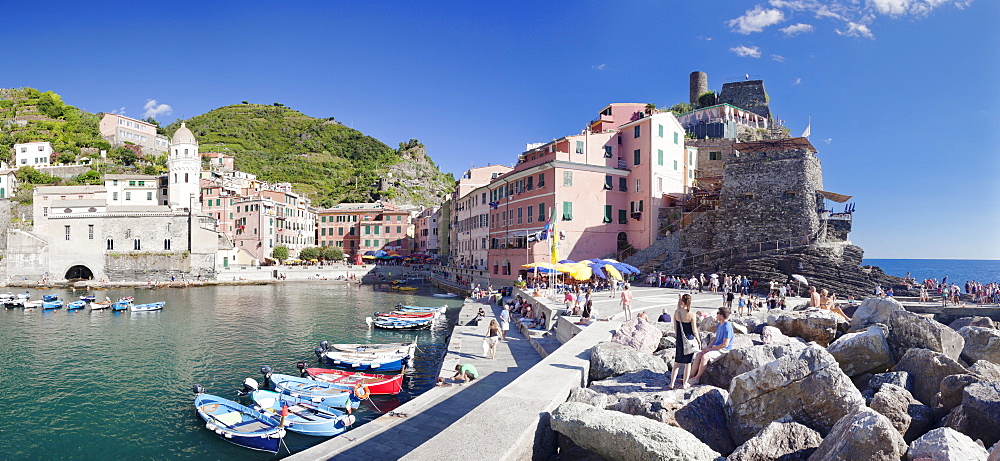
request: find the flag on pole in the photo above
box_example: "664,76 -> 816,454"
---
549,209 -> 559,265
801,115 -> 811,138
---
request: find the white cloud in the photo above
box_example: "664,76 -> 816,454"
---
871,0 -> 912,16
111,106 -> 126,115
793,77 -> 803,85
731,45 -> 763,58
780,23 -> 815,36
728,6 -> 786,34
142,99 -> 173,119
836,21 -> 875,39
771,54 -> 786,62
822,137 -> 833,144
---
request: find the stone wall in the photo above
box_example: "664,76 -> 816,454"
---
719,80 -> 771,120
38,165 -> 91,180
687,138 -> 737,180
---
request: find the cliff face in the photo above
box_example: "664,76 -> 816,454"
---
378,142 -> 454,209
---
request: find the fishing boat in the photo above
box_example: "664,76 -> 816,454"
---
67,300 -> 86,310
90,300 -> 112,310
299,363 -> 404,395
23,301 -> 42,309
394,286 -> 418,291
42,294 -> 59,302
374,311 -> 435,319
241,379 -> 355,437
324,341 -> 416,355
79,295 -> 96,302
42,300 -> 64,309
111,300 -> 131,311
395,304 -> 447,313
131,302 -> 164,312
192,385 -> 285,454
371,316 -> 433,331
260,367 -> 361,409
118,296 -> 134,303
432,293 -> 459,298
320,349 -> 410,373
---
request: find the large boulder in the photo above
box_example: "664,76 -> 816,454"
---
936,374 -> 987,419
727,419 -> 822,461
567,387 -> 610,408
958,326 -> 1000,365
766,309 -> 845,346
550,401 -> 720,461
809,407 -> 907,461
727,345 -> 865,444
949,316 -> 997,331
611,317 -> 663,354
588,369 -> 673,400
701,342 -> 807,390
761,325 -> 793,345
990,441 -> 1000,461
589,342 -> 668,382
851,296 -> 906,330
893,348 -> 969,405
869,383 -> 933,443
907,427 -> 990,461
611,386 -> 735,455
888,310 -> 965,362
827,324 -> 894,377
945,381 -> 1000,447
656,334 -> 676,353
971,360 -> 1000,382
862,371 -> 913,403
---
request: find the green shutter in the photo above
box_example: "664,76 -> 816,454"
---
604,205 -> 612,223
618,209 -> 627,224
674,132 -> 679,144
657,149 -> 663,166
658,125 -> 663,137
562,201 -> 573,220
633,149 -> 640,166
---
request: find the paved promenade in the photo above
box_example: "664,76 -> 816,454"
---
288,295 -> 542,460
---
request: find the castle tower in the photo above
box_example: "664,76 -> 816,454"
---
167,122 -> 201,212
690,71 -> 708,105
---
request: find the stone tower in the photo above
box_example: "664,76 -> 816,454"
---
167,122 -> 201,212
690,71 -> 708,105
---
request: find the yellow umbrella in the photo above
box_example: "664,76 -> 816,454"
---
554,263 -> 576,273
522,262 -> 556,269
568,264 -> 592,281
602,258 -> 620,264
603,264 -> 623,281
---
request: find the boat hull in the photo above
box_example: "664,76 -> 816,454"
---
250,390 -> 353,437
373,318 -> 433,330
194,393 -> 283,454
305,368 -> 404,395
270,374 -> 361,409
322,352 -> 408,373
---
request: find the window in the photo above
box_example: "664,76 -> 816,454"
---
603,205 -> 613,223
113,192 -> 118,201
107,239 -> 114,250
538,173 -> 545,187
658,125 -> 664,137
635,179 -> 641,193
184,173 -> 189,183
562,201 -> 573,220
673,160 -> 678,171
133,239 -> 141,250
709,151 -> 722,160
538,203 -> 545,222
575,140 -> 584,154
526,176 -> 533,190
674,132 -> 679,144
88,225 -> 94,240
129,181 -> 136,186
604,175 -> 613,190
619,177 -> 627,192
164,239 -> 171,250
657,177 -> 663,193
146,192 -> 152,201
65,225 -> 70,241
527,205 -> 534,223
338,227 -> 344,236
633,149 -> 641,166
618,209 -> 627,224
374,226 -> 380,235
633,126 -> 640,138
658,149 -> 664,166
563,171 -> 573,186
604,145 -> 613,158
113,180 -> 118,186
517,207 -> 523,224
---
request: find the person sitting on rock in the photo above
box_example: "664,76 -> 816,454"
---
688,307 -> 734,385
819,289 -> 849,321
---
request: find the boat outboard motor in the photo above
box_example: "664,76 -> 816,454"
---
260,365 -> 273,389
297,361 -> 312,378
192,384 -> 204,395
238,378 -> 259,396
319,340 -> 329,352
314,347 -> 326,362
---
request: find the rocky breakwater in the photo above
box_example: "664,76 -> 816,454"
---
547,296 -> 1000,460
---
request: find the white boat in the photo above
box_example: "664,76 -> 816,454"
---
432,293 -> 459,298
131,302 -> 165,312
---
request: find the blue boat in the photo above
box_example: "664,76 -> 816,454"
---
42,294 -> 59,302
66,301 -> 86,310
131,302 -> 164,312
260,367 -> 361,409
42,300 -> 64,309
79,295 -> 96,302
192,385 -> 284,453
372,316 -> 433,330
321,350 -> 409,373
241,380 -> 355,437
111,300 -> 131,311
396,304 -> 446,313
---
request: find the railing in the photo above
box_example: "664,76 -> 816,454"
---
678,231 -> 822,270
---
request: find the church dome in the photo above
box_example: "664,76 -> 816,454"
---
171,122 -> 198,145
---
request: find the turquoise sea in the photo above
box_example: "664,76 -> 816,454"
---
862,259 -> 1000,285
0,282 -> 462,460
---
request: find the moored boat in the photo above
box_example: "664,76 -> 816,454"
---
131,302 -> 164,312
79,295 -> 96,302
90,300 -> 112,310
320,350 -> 410,373
42,300 -> 64,309
193,385 -> 284,453
374,311 -> 435,319
241,379 -> 355,437
42,294 -> 59,302
299,363 -> 404,395
261,367 -> 361,409
371,316 -> 433,331
324,341 -> 416,356
67,300 -> 86,310
111,300 -> 131,311
395,304 -> 447,313
432,293 -> 459,298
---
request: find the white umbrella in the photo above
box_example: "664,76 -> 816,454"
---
791,274 -> 808,285
710,273 -> 719,278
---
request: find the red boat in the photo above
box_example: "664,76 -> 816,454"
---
374,311 -> 435,319
303,367 -> 404,395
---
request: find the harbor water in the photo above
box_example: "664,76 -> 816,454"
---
0,282 -> 462,460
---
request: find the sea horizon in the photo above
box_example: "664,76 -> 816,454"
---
862,258 -> 1000,285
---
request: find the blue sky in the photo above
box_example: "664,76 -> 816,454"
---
5,0 -> 998,259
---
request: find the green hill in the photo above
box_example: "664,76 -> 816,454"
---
162,103 -> 453,208
0,88 -> 109,161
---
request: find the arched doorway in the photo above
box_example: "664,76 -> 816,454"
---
65,265 -> 94,280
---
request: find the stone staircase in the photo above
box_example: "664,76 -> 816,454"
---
625,233 -> 683,274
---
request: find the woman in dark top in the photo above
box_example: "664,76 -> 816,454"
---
670,294 -> 699,389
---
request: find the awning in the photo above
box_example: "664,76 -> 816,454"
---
817,190 -> 852,203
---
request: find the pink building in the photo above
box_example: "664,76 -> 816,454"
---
413,207 -> 440,255
484,103 -> 691,279
203,152 -> 236,171
316,202 -> 412,260
449,165 -> 511,268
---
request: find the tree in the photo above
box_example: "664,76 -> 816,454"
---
15,166 -> 60,185
320,245 -> 344,261
72,169 -> 103,185
141,117 -> 161,129
299,247 -> 321,261
272,245 -> 289,262
668,102 -> 693,116
697,91 -> 717,108
109,146 -> 139,166
55,152 -> 77,165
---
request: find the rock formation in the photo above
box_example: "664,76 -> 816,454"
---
809,407 -> 907,461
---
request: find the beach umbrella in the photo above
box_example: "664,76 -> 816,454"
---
567,264 -> 592,281
592,266 -> 607,279
558,259 -> 576,264
603,265 -> 623,280
791,274 -> 808,297
710,273 -> 719,278
619,263 -> 640,274
523,262 -> 556,269
602,258 -> 620,264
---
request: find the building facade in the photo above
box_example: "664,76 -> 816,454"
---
99,113 -> 169,154
316,202 -> 411,260
14,141 -> 52,168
